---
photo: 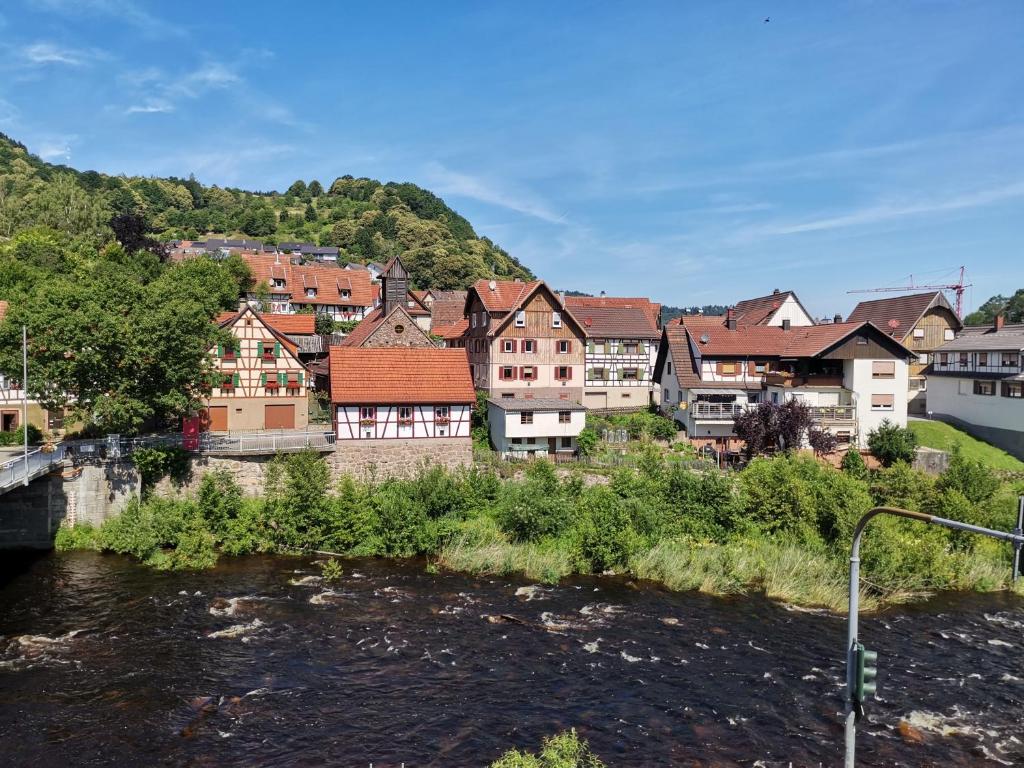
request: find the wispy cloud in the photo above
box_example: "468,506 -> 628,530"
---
29,0 -> 185,37
124,98 -> 173,114
758,182 -> 1024,237
35,136 -> 77,162
0,98 -> 18,127
20,42 -> 103,67
423,162 -> 567,224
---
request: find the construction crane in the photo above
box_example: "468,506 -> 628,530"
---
847,266 -> 972,318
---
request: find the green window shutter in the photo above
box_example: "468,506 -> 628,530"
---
586,368 -> 593,381
638,342 -> 646,356
217,342 -> 223,357
274,341 -> 282,358
603,342 -> 610,354
232,373 -> 240,387
278,372 -> 286,386
297,372 -> 304,387
257,341 -> 265,357
616,344 -> 624,355
587,341 -> 595,354
618,368 -> 625,379
260,373 -> 266,386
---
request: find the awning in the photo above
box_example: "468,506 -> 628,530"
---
688,388 -> 751,396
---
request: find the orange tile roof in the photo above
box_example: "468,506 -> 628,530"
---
215,310 -> 316,335
329,347 -> 475,404
242,253 -> 378,308
565,295 -> 661,329
216,307 -> 301,358
732,290 -> 808,327
432,318 -> 469,339
470,279 -> 541,314
430,298 -> 468,328
564,296 -> 660,338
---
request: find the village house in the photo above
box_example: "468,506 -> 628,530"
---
926,316 -> 1024,459
206,305 -> 311,432
429,291 -> 470,348
846,291 -> 961,416
655,309 -> 913,451
487,398 -> 586,458
730,289 -> 816,328
241,252 -> 378,321
330,347 -> 474,441
464,279 -> 587,402
564,295 -> 661,412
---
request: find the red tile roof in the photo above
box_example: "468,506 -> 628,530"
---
732,290 -> 809,327
564,296 -> 659,338
216,307 -> 301,358
470,279 -> 542,314
242,253 -> 378,308
432,318 -> 469,340
681,318 -> 873,357
430,298 -> 468,328
329,347 -> 475,404
846,291 -> 960,339
565,295 -> 661,329
216,311 -> 316,335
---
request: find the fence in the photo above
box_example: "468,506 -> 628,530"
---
477,446 -> 717,472
198,431 -> 335,455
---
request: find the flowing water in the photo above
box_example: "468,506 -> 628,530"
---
1,551 -> 1023,767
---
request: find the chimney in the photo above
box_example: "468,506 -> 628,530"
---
726,307 -> 737,330
559,291 -> 565,306
238,298 -> 249,311
782,318 -> 792,331
772,288 -> 781,295
488,280 -> 497,292
600,290 -> 606,298
995,313 -> 1005,332
834,313 -> 843,324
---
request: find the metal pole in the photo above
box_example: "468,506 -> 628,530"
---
845,507 -> 1024,766
22,324 -> 28,486
1013,496 -> 1024,583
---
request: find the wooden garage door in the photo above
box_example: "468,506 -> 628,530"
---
207,406 -> 228,432
265,404 -> 295,430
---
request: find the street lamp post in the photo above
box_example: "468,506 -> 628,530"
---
22,324 -> 28,486
844,505 -> 1024,767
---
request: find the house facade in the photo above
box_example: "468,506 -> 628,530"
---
927,317 -> 1024,459
465,280 -> 587,402
242,253 -> 378,321
655,311 -> 912,451
847,291 -> 961,415
565,295 -> 660,411
206,306 -> 310,432
487,398 -> 586,458
330,347 -> 474,441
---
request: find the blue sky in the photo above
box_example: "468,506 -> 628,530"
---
0,1 -> 1022,317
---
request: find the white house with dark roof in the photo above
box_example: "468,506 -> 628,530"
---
926,316 -> 1024,459
487,398 -> 586,458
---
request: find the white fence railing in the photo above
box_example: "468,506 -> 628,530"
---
198,431 -> 336,454
0,444 -> 66,492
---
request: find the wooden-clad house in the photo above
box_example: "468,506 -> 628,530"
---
464,279 -> 587,402
206,305 -> 310,432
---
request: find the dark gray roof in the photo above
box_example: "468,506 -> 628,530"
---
936,330 -> 1024,352
487,398 -> 585,412
287,334 -> 325,354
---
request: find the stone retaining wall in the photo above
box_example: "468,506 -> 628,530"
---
154,438 -> 474,496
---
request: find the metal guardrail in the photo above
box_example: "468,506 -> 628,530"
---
198,431 -> 335,455
0,444 -> 66,492
810,405 -> 856,422
690,403 -> 747,419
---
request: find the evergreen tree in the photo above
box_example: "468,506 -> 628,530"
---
308,180 -> 323,197
304,203 -> 317,223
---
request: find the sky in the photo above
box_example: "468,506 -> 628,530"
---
0,1 -> 1022,317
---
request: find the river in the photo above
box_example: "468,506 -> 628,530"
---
1,551 -> 1022,767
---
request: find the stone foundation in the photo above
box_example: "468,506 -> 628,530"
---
154,438 -> 474,497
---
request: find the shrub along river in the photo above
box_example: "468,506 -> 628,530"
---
1,551 -> 1023,767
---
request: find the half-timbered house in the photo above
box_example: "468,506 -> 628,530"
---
241,253 -> 378,321
206,305 -> 310,432
330,347 -> 474,441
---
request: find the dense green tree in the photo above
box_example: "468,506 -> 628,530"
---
867,419 -> 918,467
307,180 -> 323,197
964,290 -> 1024,325
304,202 -> 317,223
286,180 -> 307,197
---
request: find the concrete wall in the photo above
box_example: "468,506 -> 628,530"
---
0,462 -> 140,549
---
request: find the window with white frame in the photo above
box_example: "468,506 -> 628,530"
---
944,329 -> 955,340
913,328 -> 925,338
515,310 -> 526,327
435,406 -> 450,419
551,311 -> 561,328
558,340 -> 570,354
399,406 -> 413,420
522,339 -> 536,353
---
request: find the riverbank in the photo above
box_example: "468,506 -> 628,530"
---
52,447 -> 1024,611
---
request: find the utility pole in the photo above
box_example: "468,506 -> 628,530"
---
845,505 -> 1024,766
22,324 -> 28,486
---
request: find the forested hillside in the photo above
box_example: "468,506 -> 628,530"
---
0,133 -> 533,290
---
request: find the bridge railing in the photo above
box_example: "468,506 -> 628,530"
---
0,444 -> 67,491
198,431 -> 336,455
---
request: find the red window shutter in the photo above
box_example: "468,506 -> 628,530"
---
519,366 -> 525,380
512,340 -> 518,352
747,361 -> 757,375
716,361 -> 724,375
567,366 -> 572,380
567,341 -> 572,353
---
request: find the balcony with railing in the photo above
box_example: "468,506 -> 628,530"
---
689,402 -> 749,420
809,405 -> 856,423
765,371 -> 846,388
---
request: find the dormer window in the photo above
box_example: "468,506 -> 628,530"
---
341,290 -> 350,299
272,278 -> 286,289
515,310 -> 526,327
305,288 -> 317,297
551,311 -> 562,329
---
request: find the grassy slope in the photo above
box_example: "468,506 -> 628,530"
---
909,419 -> 1024,472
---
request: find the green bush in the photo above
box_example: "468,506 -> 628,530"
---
871,461 -> 934,510
320,558 -> 343,581
197,469 -> 243,534
840,448 -> 868,480
867,419 -> 917,467
937,443 -> 1000,503
372,482 -> 434,556
491,730 -> 605,768
54,523 -> 101,551
0,424 -> 43,446
132,446 -> 191,490
573,487 -> 641,572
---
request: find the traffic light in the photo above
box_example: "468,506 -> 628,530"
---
855,642 -> 878,702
